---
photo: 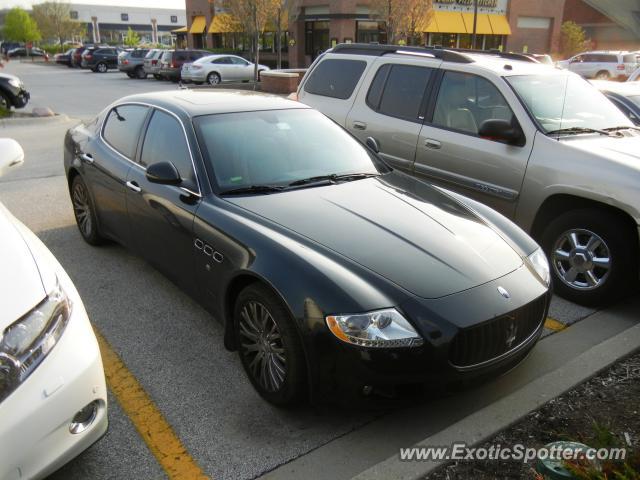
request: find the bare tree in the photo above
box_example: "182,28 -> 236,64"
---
272,0 -> 299,69
370,0 -> 432,45
399,0 -> 432,46
32,1 -> 85,51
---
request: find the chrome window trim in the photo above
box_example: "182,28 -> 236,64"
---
100,101 -> 202,197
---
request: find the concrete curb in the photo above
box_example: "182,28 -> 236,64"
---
0,113 -> 72,128
352,320 -> 640,480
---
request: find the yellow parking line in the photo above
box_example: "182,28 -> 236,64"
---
544,317 -> 567,332
94,329 -> 210,480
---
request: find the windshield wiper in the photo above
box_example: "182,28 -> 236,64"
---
546,127 -> 615,137
288,172 -> 379,187
603,125 -> 640,132
220,185 -> 286,195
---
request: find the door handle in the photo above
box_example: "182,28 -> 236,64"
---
80,153 -> 94,164
126,181 -> 142,193
352,121 -> 367,131
424,139 -> 442,149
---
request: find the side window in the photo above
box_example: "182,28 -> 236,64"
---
176,53 -> 187,62
213,57 -> 231,64
140,110 -> 197,190
304,59 -> 367,100
102,105 -> 149,158
432,71 -> 515,136
367,64 -> 432,122
230,56 -> 248,65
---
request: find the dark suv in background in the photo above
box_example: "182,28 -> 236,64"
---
82,47 -> 120,72
118,48 -> 150,78
158,49 -> 208,81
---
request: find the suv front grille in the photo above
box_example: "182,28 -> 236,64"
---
449,295 -> 546,369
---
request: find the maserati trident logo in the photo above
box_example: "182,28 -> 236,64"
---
497,286 -> 510,299
505,320 -> 518,349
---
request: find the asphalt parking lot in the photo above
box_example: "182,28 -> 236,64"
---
1,61 -> 637,480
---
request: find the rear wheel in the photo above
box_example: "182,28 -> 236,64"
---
595,70 -> 610,80
134,66 -> 147,79
234,284 -> 306,406
96,62 -> 107,73
126,72 -> 135,78
541,209 -> 638,306
207,72 -> 221,85
71,175 -> 104,246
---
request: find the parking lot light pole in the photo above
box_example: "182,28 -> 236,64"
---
472,0 -> 478,49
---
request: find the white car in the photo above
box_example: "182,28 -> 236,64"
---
180,54 -> 270,85
628,66 -> 640,82
556,51 -> 639,80
0,139 -> 108,480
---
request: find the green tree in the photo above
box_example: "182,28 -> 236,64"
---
123,27 -> 140,47
2,7 -> 41,44
561,21 -> 588,58
32,2 -> 85,51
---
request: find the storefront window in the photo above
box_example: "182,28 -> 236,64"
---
484,35 -> 504,50
356,21 -> 387,44
305,21 -> 330,58
428,33 -> 457,48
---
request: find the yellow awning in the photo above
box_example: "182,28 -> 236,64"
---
209,13 -> 242,33
487,14 -> 512,35
172,26 -> 187,33
461,13 -> 493,35
189,16 -> 206,34
432,11 -> 467,34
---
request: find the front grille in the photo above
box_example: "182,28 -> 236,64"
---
449,295 -> 547,368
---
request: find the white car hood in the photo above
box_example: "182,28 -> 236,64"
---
0,204 -> 46,330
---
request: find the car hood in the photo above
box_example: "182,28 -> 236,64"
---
564,132 -> 640,165
0,205 -> 46,330
227,175 -> 523,299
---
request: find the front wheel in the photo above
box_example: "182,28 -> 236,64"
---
541,209 -> 638,306
0,91 -> 11,110
71,175 -> 104,245
234,284 -> 306,406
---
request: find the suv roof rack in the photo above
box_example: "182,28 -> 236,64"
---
430,46 -> 540,63
330,43 -> 474,64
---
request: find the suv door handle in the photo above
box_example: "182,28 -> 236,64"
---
80,153 -> 94,164
126,181 -> 142,193
352,121 -> 367,131
424,139 -> 442,149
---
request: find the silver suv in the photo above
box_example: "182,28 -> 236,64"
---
557,51 -> 639,80
297,44 -> 640,306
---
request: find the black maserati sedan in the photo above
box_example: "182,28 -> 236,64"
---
64,91 -> 551,406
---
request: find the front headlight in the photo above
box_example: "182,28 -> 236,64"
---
0,278 -> 71,403
8,78 -> 21,89
326,308 -> 423,348
527,248 -> 551,287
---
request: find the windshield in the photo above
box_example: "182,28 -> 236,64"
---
194,109 -> 386,191
506,73 -> 631,133
627,95 -> 640,108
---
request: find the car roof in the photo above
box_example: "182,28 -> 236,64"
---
115,90 -> 309,117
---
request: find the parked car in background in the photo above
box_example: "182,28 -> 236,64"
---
118,48 -> 150,79
64,90 -> 551,405
557,51 -> 639,80
298,44 -> 640,306
54,49 -> 75,67
71,47 -> 86,67
0,72 -> 30,110
82,47 -> 120,72
1,42 -> 23,56
591,80 -> 640,126
181,54 -> 270,85
158,49 -> 208,82
0,138 -> 108,480
143,49 -> 166,80
7,47 -> 49,60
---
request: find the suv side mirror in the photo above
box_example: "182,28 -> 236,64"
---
0,138 -> 25,177
478,119 -> 524,146
146,161 -> 182,185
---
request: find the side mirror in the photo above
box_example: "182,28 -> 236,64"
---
146,161 -> 181,185
366,136 -> 380,153
478,119 -> 524,146
0,138 -> 25,177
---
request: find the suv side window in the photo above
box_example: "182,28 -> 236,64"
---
304,59 -> 367,100
432,71 -> 515,136
103,105 -> 149,159
140,110 -> 197,191
366,64 -> 432,122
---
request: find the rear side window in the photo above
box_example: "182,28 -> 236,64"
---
367,64 -> 432,122
304,59 -> 367,99
140,110 -> 197,190
102,105 -> 149,159
623,54 -> 639,63
212,57 -> 232,64
132,50 -> 147,58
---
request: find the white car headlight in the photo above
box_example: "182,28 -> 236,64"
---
8,78 -> 21,89
0,278 -> 71,403
326,308 -> 423,348
527,248 -> 551,287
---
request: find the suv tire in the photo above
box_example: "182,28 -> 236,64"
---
541,209 -> 638,306
135,66 -> 147,79
595,70 -> 610,80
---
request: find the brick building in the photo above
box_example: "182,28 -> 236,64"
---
505,0 -> 566,54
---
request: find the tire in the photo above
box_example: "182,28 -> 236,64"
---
71,175 -> 104,246
0,91 -> 11,110
126,72 -> 135,78
541,209 -> 638,306
96,62 -> 107,73
595,70 -> 610,80
134,66 -> 147,79
153,74 -> 162,80
207,72 -> 221,85
234,284 -> 306,406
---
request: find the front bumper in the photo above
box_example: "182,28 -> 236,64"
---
310,264 -> 550,402
0,282 -> 108,480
